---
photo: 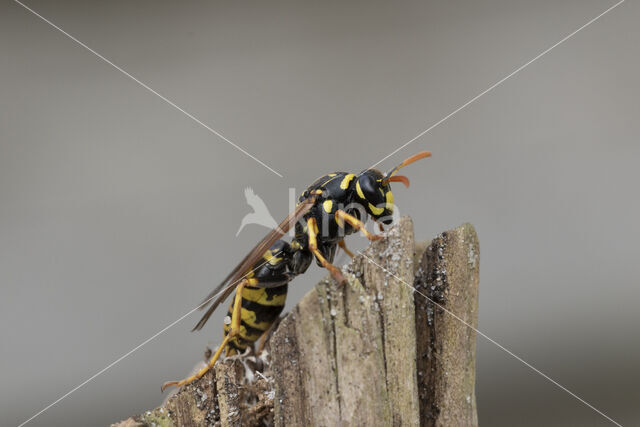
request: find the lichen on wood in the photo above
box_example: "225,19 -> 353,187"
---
112,217 -> 480,427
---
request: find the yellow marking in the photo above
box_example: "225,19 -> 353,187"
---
386,190 -> 394,210
356,181 -> 365,199
240,308 -> 272,330
241,287 -> 287,306
323,199 -> 333,213
307,217 -> 346,283
307,218 -> 318,249
368,202 -> 384,215
311,189 -> 323,195
224,308 -> 272,332
247,277 -> 258,286
321,174 -> 340,187
269,256 -> 282,265
340,174 -> 356,190
246,269 -> 255,278
262,249 -> 282,265
291,240 -> 301,250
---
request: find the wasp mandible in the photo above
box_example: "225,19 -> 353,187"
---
162,151 -> 431,391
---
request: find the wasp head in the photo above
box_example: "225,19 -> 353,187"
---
355,151 -> 431,225
355,169 -> 394,224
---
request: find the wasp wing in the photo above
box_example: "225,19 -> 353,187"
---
192,196 -> 316,332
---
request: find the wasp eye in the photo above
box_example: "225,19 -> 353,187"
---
356,173 -> 387,217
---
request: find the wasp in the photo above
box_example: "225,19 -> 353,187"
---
162,151 -> 431,391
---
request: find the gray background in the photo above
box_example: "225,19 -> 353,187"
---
1,0 -> 638,425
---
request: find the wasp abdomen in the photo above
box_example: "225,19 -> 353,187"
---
223,284 -> 288,354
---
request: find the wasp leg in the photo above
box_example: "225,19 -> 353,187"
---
307,217 -> 346,283
161,279 -> 248,392
338,239 -> 355,258
256,328 -> 268,355
335,210 -> 383,242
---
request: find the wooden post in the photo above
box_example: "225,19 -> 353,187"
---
112,217 -> 480,427
414,223 -> 480,426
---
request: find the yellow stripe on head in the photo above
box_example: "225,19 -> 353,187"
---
356,181 -> 365,199
385,190 -> 394,210
368,203 -> 384,215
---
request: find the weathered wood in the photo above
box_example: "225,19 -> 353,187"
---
112,218 -> 479,427
414,223 -> 480,426
111,366 -> 217,427
215,360 -> 243,427
270,216 -> 420,425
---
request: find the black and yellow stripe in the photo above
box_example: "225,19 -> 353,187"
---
223,284 -> 289,355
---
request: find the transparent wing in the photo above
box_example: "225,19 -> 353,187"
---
191,196 -> 316,331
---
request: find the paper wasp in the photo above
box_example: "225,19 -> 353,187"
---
162,151 -> 431,391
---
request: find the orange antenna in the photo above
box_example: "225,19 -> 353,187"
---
382,151 -> 431,185
387,175 -> 410,188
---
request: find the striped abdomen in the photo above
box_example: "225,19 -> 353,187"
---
223,284 -> 288,355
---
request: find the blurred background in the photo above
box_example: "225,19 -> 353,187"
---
1,0 -> 638,425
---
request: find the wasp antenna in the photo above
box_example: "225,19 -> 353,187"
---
383,151 -> 431,184
387,175 -> 410,188
400,151 -> 431,167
